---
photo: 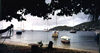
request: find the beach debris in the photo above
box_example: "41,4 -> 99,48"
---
38,41 -> 43,47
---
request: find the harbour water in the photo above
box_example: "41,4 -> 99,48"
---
0,30 -> 99,51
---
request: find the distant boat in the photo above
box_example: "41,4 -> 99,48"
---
44,29 -> 49,32
61,36 -> 70,44
16,31 -> 22,35
52,31 -> 58,38
70,29 -> 76,33
16,22 -> 23,35
82,28 -> 87,31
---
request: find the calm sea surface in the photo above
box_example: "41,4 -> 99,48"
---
1,31 -> 99,51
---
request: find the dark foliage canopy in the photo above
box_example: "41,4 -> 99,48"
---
0,0 -> 100,21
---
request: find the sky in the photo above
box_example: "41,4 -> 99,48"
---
0,0 -> 90,30
0,9 -> 90,30
45,0 -> 51,4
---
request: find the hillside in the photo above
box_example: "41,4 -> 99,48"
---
49,26 -> 72,31
49,20 -> 100,31
74,20 -> 100,30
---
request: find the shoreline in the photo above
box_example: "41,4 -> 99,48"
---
0,40 -> 99,53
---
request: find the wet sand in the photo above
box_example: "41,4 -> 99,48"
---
0,40 -> 99,53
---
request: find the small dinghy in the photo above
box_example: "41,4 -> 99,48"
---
52,31 -> 58,38
61,36 -> 70,44
16,31 -> 22,35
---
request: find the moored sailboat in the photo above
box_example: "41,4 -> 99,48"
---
52,31 -> 58,38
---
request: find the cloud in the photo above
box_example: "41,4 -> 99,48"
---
45,0 -> 51,4
0,10 -> 90,30
46,10 -> 90,27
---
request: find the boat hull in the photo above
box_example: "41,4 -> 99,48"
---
16,31 -> 22,35
61,40 -> 70,44
52,36 -> 58,38
70,30 -> 76,33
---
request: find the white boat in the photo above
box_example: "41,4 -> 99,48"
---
61,36 -> 70,44
70,29 -> 76,33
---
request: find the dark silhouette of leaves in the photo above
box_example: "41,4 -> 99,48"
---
1,0 -> 99,22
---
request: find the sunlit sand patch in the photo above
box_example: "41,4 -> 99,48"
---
0,40 -> 29,46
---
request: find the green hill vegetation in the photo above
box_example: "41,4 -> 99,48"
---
49,20 -> 100,31
74,20 -> 100,30
49,26 -> 72,31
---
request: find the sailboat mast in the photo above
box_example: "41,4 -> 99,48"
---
72,17 -> 74,29
47,19 -> 48,31
22,21 -> 24,30
32,23 -> 34,31
56,15 -> 57,27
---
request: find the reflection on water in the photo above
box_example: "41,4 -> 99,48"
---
1,30 -> 99,51
16,35 -> 22,39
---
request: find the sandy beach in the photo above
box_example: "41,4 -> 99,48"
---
0,40 -> 99,53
